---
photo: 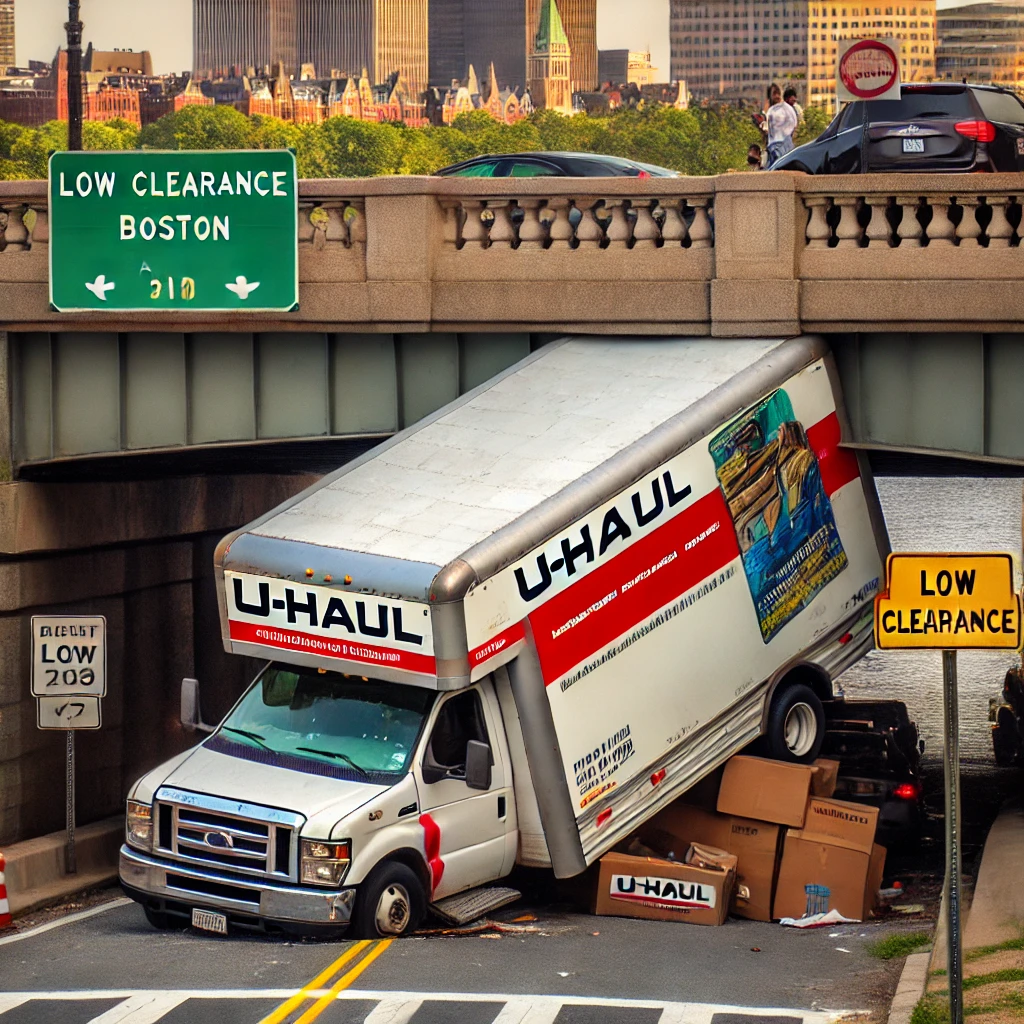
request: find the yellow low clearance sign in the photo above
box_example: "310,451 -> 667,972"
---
874,552 -> 1022,650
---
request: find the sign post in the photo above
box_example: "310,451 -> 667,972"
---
31,615 -> 107,875
875,553 -> 1022,1024
48,150 -> 298,313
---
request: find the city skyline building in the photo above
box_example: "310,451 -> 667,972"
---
529,0 -> 572,112
1,0 -> 15,69
296,0 -> 372,79
598,48 -> 658,86
670,0 -> 936,111
429,0 -> 528,90
373,0 -> 428,96
936,1 -> 1024,88
527,0 -> 597,93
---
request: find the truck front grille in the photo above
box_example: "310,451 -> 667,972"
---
154,788 -> 303,883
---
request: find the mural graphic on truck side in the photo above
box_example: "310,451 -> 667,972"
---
709,389 -> 848,643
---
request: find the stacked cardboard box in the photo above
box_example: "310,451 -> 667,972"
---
599,753 -> 885,925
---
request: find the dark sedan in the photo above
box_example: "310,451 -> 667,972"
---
434,151 -> 679,178
773,83 -> 1024,174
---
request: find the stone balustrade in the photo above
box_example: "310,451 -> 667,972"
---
5,172 -> 1024,335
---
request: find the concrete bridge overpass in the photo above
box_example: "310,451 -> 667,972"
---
2,171 -> 1023,847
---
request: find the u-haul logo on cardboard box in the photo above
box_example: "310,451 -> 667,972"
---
610,874 -> 717,910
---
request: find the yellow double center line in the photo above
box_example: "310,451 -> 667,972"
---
260,938 -> 393,1024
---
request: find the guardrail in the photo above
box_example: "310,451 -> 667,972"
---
5,172 -> 1024,334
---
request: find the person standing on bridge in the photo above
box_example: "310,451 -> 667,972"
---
763,83 -> 799,168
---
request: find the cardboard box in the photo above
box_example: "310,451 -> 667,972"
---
643,803 -> 782,922
803,797 -> 879,851
594,851 -> 736,926
716,755 -> 817,827
811,758 -> 840,798
773,832 -> 886,922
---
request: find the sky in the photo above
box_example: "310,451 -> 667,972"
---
15,0 -> 986,78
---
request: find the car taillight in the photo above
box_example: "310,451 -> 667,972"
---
893,782 -> 921,801
954,120 -> 997,143
637,169 -> 651,179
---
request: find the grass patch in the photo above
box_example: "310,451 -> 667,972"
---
911,991 -> 1024,1023
962,967 -> 1024,990
965,933 -> 1024,962
868,930 -> 933,960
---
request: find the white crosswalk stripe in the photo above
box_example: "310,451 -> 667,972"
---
0,990 -> 860,1023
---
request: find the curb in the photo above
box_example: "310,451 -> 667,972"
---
887,950 -> 931,1024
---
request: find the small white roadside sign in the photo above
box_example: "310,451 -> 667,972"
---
31,615 -> 107,698
36,695 -> 102,730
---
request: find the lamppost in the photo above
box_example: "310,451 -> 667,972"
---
65,0 -> 83,151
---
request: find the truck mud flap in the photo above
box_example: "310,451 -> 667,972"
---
430,886 -> 522,926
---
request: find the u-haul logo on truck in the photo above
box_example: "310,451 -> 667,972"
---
610,874 -> 717,910
225,571 -> 435,674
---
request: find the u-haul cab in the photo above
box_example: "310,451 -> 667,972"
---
120,335 -> 889,937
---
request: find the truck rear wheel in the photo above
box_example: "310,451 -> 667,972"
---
353,861 -> 426,938
765,683 -> 825,763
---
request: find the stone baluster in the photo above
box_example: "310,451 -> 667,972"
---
925,195 -> 956,246
954,196 -> 982,247
517,198 -> 547,250
346,201 -> 367,246
28,204 -> 50,247
307,204 -> 329,250
573,199 -> 605,247
688,198 -> 713,249
486,201 -> 517,247
297,203 -> 317,247
895,195 -> 924,247
546,197 -> 576,248
440,200 -> 462,249
321,202 -> 349,246
864,196 -> 892,247
604,200 -> 632,248
458,200 -> 488,248
985,195 -> 1014,247
1,205 -> 30,253
659,199 -> 689,247
804,196 -> 832,248
833,196 -> 863,247
631,200 -> 661,249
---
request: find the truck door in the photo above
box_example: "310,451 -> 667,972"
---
415,684 -> 512,900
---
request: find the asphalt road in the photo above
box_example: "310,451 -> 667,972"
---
0,890 -> 914,1024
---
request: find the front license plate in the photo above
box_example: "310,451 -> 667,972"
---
191,908 -> 228,935
902,138 -> 925,153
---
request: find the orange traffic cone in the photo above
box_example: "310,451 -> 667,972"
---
0,852 -> 12,930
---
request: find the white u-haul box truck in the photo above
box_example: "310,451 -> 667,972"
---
120,335 -> 888,937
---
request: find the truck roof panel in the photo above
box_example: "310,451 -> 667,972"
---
249,337 -> 785,568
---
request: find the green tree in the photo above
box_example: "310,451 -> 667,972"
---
140,104 -> 254,151
9,121 -> 68,177
795,105 -> 831,146
0,119 -> 27,159
250,114 -> 302,151
317,117 -> 405,177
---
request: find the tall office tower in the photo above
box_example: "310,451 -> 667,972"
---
296,0 -> 373,78
0,0 -> 13,70
529,0 -> 572,111
526,0 -> 596,92
937,1 -> 1024,89
670,0 -> 935,112
429,0 -> 465,86
194,0 -> 298,77
430,0 -> 528,90
374,0 -> 429,96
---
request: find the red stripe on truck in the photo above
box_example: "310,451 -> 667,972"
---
469,621 -> 527,666
806,412 -> 860,497
227,620 -> 437,675
529,489 -> 741,685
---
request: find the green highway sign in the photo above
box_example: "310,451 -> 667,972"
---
48,150 -> 298,312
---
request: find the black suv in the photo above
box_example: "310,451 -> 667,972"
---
773,83 -> 1024,174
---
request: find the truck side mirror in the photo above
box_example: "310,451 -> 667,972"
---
465,740 -> 491,791
180,677 -> 214,734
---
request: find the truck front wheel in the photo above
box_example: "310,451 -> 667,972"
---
765,683 -> 825,763
353,861 -> 426,938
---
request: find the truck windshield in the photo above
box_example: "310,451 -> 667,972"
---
217,667 -> 434,776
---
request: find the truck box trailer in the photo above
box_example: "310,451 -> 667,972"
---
120,334 -> 889,937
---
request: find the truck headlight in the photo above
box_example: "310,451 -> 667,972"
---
126,800 -> 152,851
300,839 -> 351,886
